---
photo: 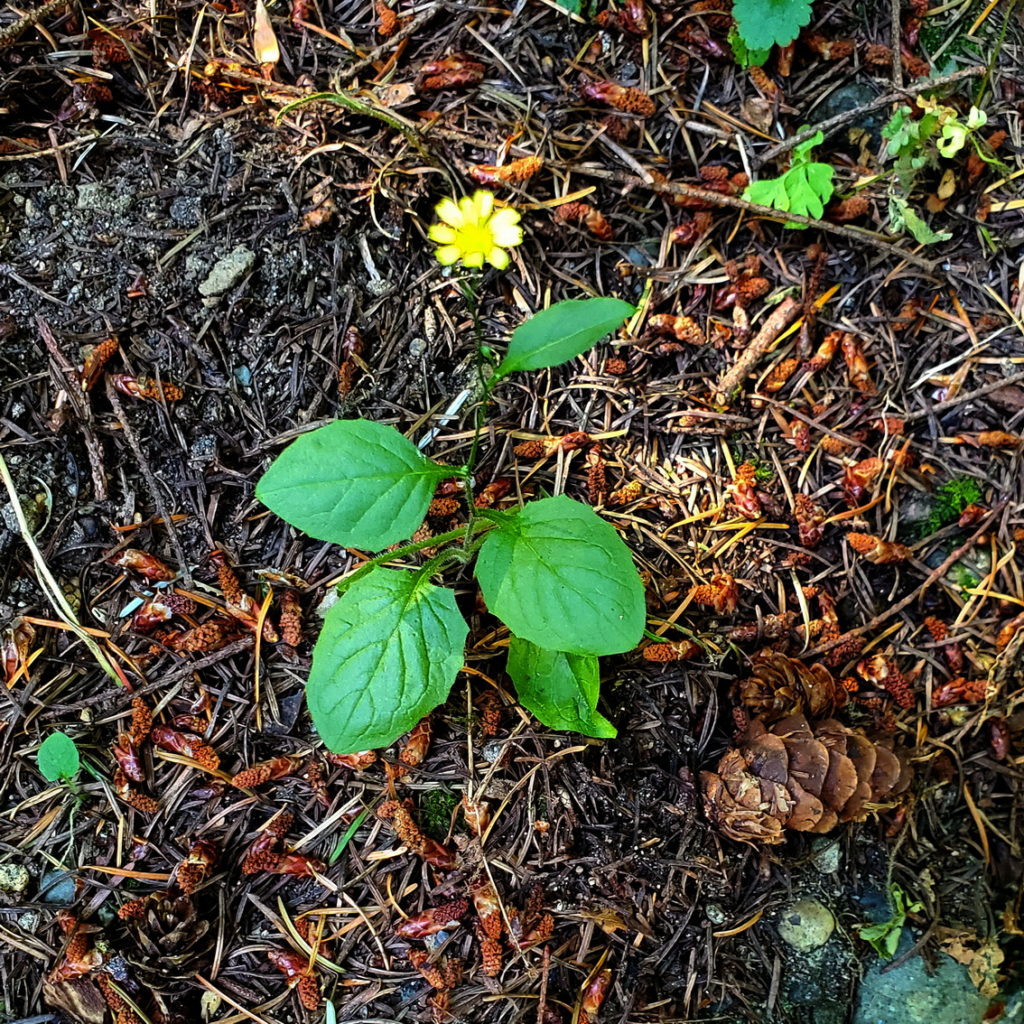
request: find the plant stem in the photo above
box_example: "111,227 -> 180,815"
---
341,520 -> 494,589
0,450 -> 122,685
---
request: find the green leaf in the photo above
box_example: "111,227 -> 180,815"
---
256,420 -> 450,552
743,129 -> 834,226
306,568 -> 468,752
507,638 -> 616,738
889,196 -> 951,244
496,298 -> 635,376
732,0 -> 813,50
474,494 -> 645,656
727,26 -> 771,67
37,732 -> 80,782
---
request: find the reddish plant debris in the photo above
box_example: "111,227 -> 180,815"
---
804,329 -> 842,373
931,677 -> 988,708
857,654 -> 915,708
165,617 -> 240,654
841,457 -> 884,506
241,831 -> 281,874
132,593 -> 196,632
689,573 -> 739,614
580,79 -> 656,116
378,799 -> 457,869
586,444 -> 608,505
845,532 -> 913,564
1,617 -> 35,685
514,431 -> 592,459
580,968 -> 613,1024
747,65 -> 779,100
273,853 -> 327,878
113,768 -> 160,814
49,911 -> 104,981
923,616 -> 964,673
793,494 -> 827,547
701,713 -> 911,843
553,201 -> 613,240
670,210 -> 713,245
79,337 -> 119,391
210,550 -> 279,642
827,195 -> 870,222
116,895 -> 150,921
728,612 -> 799,643
325,749 -> 378,770
409,948 -> 462,990
278,588 -> 303,647
150,726 -> 220,771
110,374 -> 183,402
727,462 -> 762,518
461,795 -> 491,834
596,0 -> 650,34
231,754 -> 302,788
174,839 -> 219,894
419,55 -> 485,92
109,548 -> 176,581
428,496 -> 461,517
479,934 -> 504,977
761,357 -> 800,394
375,1 -> 398,36
112,733 -> 145,783
604,356 -> 628,375
647,313 -> 705,346
338,324 -> 363,398
989,717 -> 1010,760
394,899 -> 468,939
268,950 -> 320,1010
840,335 -> 874,394
474,478 -> 513,508
469,155 -> 544,186
471,876 -> 503,941
305,759 -> 330,806
642,639 -> 701,662
608,479 -> 642,506
803,33 -> 855,59
476,690 -> 502,736
996,611 -> 1024,651
399,717 -> 433,767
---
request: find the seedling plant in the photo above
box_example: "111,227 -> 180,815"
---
257,192 -> 645,754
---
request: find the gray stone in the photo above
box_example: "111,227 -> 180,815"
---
854,949 -> 991,1024
810,836 -> 842,874
777,899 -> 836,952
198,245 -> 255,297
38,869 -> 77,904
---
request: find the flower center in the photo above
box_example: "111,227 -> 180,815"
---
455,222 -> 494,254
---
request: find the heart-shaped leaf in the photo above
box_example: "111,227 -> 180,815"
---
307,568 -> 468,753
496,297 -> 635,376
507,638 -> 615,738
474,495 -> 645,656
256,420 -> 450,551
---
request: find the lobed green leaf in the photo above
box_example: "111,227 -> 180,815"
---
506,638 -> 615,738
496,297 -> 635,376
732,0 -> 813,51
474,495 -> 645,656
306,568 -> 468,753
255,420 -> 450,552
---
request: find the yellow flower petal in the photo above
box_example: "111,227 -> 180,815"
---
428,224 -> 457,244
487,246 -> 510,270
473,190 -> 494,218
458,195 -> 477,223
491,223 -> 523,248
435,244 -> 462,265
435,197 -> 463,228
462,250 -> 485,269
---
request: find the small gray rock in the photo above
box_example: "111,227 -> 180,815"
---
777,899 -> 836,952
811,837 -> 842,874
198,245 -> 255,297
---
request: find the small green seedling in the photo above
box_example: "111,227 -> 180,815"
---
37,732 -> 81,784
743,129 -> 836,226
857,883 -> 923,958
257,294 -> 642,754
882,98 -> 991,244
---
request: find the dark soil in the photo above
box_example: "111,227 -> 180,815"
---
1,1 -> 1023,1023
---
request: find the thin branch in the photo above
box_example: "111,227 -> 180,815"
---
755,66 -> 986,167
571,164 -> 938,271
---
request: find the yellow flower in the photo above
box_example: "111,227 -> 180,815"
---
428,191 -> 523,270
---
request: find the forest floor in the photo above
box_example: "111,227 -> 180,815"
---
1,1 -> 1023,1022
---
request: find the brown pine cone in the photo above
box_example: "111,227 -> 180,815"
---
701,713 -> 911,844
732,652 -> 847,722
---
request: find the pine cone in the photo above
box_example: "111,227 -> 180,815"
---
701,714 -> 911,844
733,652 -> 846,722
127,893 -> 213,989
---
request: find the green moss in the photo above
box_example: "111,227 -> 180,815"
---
419,788 -> 459,840
922,477 -> 982,536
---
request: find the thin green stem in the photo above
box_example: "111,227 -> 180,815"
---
341,520 -> 494,590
